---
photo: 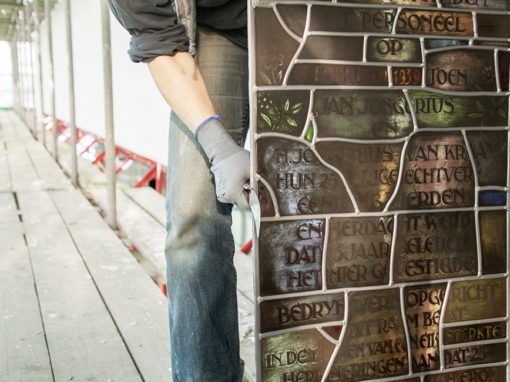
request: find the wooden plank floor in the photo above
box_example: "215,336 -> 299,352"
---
0,110 -> 256,381
0,111 -> 172,381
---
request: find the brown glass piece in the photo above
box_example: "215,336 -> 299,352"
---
405,284 -> 446,372
390,132 -> 475,210
390,66 -> 423,86
259,220 -> 325,296
367,37 -> 422,63
443,321 -> 506,345
326,216 -> 393,288
499,51 -> 509,91
288,64 -> 388,86
257,91 -> 310,137
408,91 -> 508,128
466,131 -> 508,187
425,49 -> 497,91
257,138 -> 354,216
310,6 -> 396,33
339,0 -> 431,4
425,366 -> 507,382
260,293 -> 345,333
441,0 -> 510,10
444,343 -> 507,368
477,14 -> 510,38
299,36 -> 364,61
480,210 -> 507,274
314,90 -> 413,139
328,289 -> 408,382
275,4 -> 307,38
322,325 -> 342,340
258,181 -> 275,218
396,9 -> 473,36
255,8 -> 299,86
393,211 -> 477,282
444,278 -> 507,323
317,142 -> 404,211
474,41 -> 510,48
261,329 -> 335,382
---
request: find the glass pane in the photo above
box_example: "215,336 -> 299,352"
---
424,366 -> 507,382
477,14 -> 510,38
480,210 -> 507,274
466,131 -> 508,187
366,37 -> 422,63
299,36 -> 364,61
288,64 -> 388,86
443,321 -> 506,345
396,10 -> 474,37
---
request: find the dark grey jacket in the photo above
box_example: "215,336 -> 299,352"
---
107,0 -> 246,63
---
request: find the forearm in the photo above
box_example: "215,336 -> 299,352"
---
147,52 -> 216,132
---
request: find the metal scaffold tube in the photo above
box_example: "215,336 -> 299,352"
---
101,0 -> 117,229
44,0 -> 58,161
10,35 -> 20,116
34,0 -> 46,146
27,3 -> 38,139
64,0 -> 78,186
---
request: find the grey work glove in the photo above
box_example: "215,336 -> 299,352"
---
196,117 -> 250,210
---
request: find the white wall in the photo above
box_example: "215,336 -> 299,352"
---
38,0 -> 169,164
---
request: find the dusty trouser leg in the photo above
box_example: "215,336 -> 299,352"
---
165,26 -> 248,382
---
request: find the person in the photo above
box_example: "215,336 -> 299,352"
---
106,1 -> 250,381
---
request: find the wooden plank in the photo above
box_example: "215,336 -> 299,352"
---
24,140 -> 71,190
124,187 -> 166,226
6,141 -> 43,192
89,189 -> 167,284
0,193 -> 53,381
51,189 -> 173,382
10,112 -> 33,141
17,190 -> 142,382
0,142 -> 12,192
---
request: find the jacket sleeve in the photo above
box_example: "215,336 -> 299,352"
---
107,0 -> 189,63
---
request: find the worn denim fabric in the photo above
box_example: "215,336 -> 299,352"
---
165,26 -> 249,382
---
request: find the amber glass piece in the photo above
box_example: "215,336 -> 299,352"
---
480,210 -> 507,274
258,181 -> 275,217
441,0 -> 510,10
314,90 -> 413,139
390,66 -> 423,86
443,321 -> 506,345
425,39 -> 468,49
445,343 -> 507,368
396,10 -> 473,36
288,64 -> 388,86
328,289 -> 408,382
408,91 -> 508,128
317,142 -> 403,211
425,49 -> 497,91
260,293 -> 345,332
394,211 -> 477,282
499,51 -> 509,91
477,14 -> 510,38
326,216 -> 393,288
259,220 -> 325,296
257,91 -> 310,137
257,138 -> 354,216
425,366 -> 507,382
466,131 -> 507,187
367,37 -> 422,63
390,132 -> 475,210
261,329 -> 335,382
255,8 -> 299,86
310,6 -> 396,33
405,284 -> 446,372
444,278 -> 507,322
275,4 -> 307,38
299,36 -> 364,61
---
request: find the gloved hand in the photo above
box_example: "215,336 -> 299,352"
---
196,116 -> 250,210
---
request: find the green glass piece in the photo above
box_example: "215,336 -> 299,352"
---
305,123 -> 314,142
